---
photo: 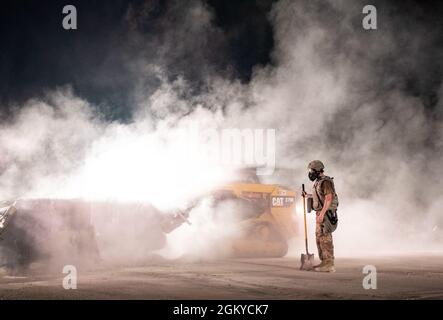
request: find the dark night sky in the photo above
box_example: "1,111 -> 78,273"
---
0,0 -> 276,119
0,0 -> 442,120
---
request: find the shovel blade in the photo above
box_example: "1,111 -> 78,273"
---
300,253 -> 315,271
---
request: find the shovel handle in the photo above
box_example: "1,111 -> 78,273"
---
302,184 -> 309,255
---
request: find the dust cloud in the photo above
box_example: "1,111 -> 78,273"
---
0,0 -> 442,270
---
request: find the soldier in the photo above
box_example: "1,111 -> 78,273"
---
302,160 -> 339,272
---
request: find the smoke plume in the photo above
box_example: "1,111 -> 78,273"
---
1,0 -> 442,268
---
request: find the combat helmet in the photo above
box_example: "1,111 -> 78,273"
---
307,160 -> 325,171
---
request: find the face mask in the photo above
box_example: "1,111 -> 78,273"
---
308,170 -> 320,181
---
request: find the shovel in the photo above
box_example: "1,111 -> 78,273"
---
300,184 -> 315,271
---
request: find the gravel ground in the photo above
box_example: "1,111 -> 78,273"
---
0,255 -> 442,299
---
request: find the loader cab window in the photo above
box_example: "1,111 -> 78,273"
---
233,168 -> 261,184
213,191 -> 268,220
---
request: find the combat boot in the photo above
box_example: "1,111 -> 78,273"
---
313,260 -> 326,268
314,259 -> 335,273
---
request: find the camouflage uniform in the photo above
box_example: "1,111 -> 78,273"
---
315,216 -> 334,261
312,176 -> 338,263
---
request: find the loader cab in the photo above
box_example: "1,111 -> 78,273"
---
230,167 -> 261,184
212,174 -> 298,258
